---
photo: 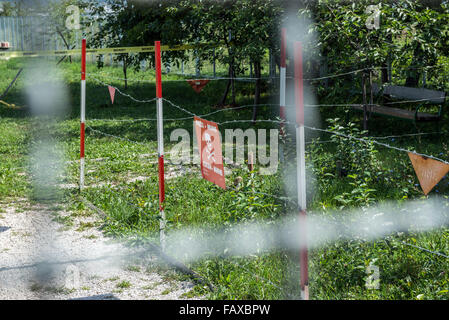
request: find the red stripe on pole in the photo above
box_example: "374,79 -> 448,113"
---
280,106 -> 286,121
155,41 -> 162,99
280,105 -> 286,137
80,122 -> 85,158
158,155 -> 165,206
81,39 -> 86,81
295,42 -> 304,125
281,28 -> 286,68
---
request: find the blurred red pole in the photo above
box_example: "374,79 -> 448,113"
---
155,41 -> 166,250
80,38 -> 86,190
295,41 -> 309,300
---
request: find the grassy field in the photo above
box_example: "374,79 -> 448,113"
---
1,55 -> 449,300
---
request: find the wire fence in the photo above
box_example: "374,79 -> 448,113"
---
87,59 -> 449,85
4,57 -> 446,296
2,28 -> 449,299
401,241 -> 449,259
77,78 -> 303,293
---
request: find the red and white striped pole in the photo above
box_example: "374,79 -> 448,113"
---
80,38 -> 86,190
155,41 -> 166,250
295,41 -> 309,300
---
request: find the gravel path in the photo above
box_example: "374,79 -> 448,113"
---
0,199 -> 200,300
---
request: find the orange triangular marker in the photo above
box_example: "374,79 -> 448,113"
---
408,153 -> 449,195
187,79 -> 210,93
108,86 -> 116,104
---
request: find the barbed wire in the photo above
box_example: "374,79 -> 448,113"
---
401,241 -> 449,259
86,103 -> 285,123
87,111 -> 449,167
304,68 -> 370,81
87,72 -> 277,83
162,98 -> 198,117
227,186 -> 297,206
303,103 -> 371,108
88,76 -> 157,104
86,72 -> 448,125
217,119 -> 284,126
87,60 -> 449,86
303,125 -> 449,165
86,72 -> 153,83
86,124 -> 153,146
369,131 -> 445,140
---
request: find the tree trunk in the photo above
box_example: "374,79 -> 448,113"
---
405,47 -> 423,87
219,66 -> 232,106
252,61 -> 261,124
381,61 -> 389,83
230,58 -> 236,106
56,28 -> 72,63
405,69 -> 420,87
123,56 -> 128,90
231,70 -> 236,106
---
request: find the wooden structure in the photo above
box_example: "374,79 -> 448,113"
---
353,73 -> 446,130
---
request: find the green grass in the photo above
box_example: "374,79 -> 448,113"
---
116,280 -> 132,289
1,55 -> 449,300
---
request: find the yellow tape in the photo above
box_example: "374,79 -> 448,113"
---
0,43 -> 220,59
0,100 -> 21,109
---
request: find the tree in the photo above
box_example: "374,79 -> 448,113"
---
86,0 -> 284,109
190,0 -> 283,111
0,2 -> 14,16
228,0 -> 282,119
85,0 -> 193,89
299,0 -> 449,90
45,1 -> 89,63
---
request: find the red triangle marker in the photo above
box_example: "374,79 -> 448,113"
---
187,79 -> 210,93
408,153 -> 449,195
108,86 -> 116,104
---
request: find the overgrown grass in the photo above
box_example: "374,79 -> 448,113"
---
1,55 -> 449,300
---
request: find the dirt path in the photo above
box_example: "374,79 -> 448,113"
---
0,199 -> 199,300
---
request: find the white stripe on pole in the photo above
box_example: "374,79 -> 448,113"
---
81,80 -> 86,123
160,208 -> 166,250
157,98 -> 164,155
297,125 -> 306,210
157,97 -> 166,250
80,157 -> 85,188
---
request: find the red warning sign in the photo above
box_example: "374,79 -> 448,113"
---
187,79 -> 210,93
194,116 -> 226,189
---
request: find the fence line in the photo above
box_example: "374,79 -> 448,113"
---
86,124 -> 154,145
87,103 -> 284,123
87,72 -> 278,83
401,241 -> 449,259
87,59 -> 449,86
79,55 -> 449,296
304,125 -> 449,165
84,85 -> 449,166
88,76 -> 157,103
